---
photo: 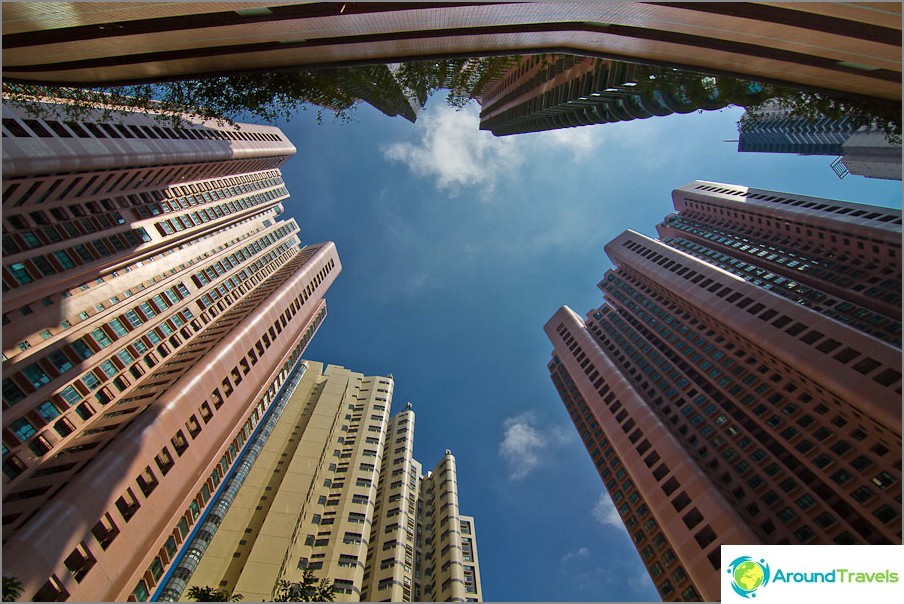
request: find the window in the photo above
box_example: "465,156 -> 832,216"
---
694,525 -> 717,549
10,418 -> 37,441
36,400 -> 61,421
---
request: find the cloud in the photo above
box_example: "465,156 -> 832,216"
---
498,411 -> 575,481
382,104 -> 521,196
531,126 -> 603,160
592,492 -> 623,528
499,413 -> 547,480
561,547 -> 590,565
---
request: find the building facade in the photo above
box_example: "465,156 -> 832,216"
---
181,362 -> 483,602
1,100 -> 341,601
2,3 -> 900,103
479,55 -> 727,136
331,64 -> 424,123
545,181 -> 902,601
738,104 -> 902,181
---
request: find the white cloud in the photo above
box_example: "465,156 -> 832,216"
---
382,104 -> 521,196
498,411 -> 575,481
531,125 -> 603,160
499,413 -> 546,480
561,547 -> 590,565
592,492 -> 623,529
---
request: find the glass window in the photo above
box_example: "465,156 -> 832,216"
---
70,340 -> 94,360
59,385 -> 82,407
91,328 -> 112,349
11,418 -> 37,441
36,400 -> 61,421
23,364 -> 51,388
48,351 -> 74,373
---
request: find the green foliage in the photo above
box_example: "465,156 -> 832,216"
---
271,569 -> 335,602
2,56 -> 515,130
3,71 -> 360,130
5,55 -> 898,143
186,585 -> 243,601
2,577 -> 23,602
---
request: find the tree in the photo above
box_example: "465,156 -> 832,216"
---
271,569 -> 335,602
3,71 -> 361,131
2,576 -> 23,602
2,55 -> 517,131
392,56 -> 517,109
186,585 -> 243,602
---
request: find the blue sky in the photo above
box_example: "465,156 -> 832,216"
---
267,99 -> 901,602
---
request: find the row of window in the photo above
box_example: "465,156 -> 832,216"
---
664,234 -> 901,347
2,115 -> 283,144
600,266 -> 900,542
61,207 -> 286,334
3,170 -> 281,238
691,183 -> 902,225
601,272 -> 894,543
3,279 -> 191,416
31,279 -> 325,602
154,186 -> 285,236
606,256 -> 897,441
4,208 -> 126,256
549,344 -> 709,599
4,208 -> 285,367
4,152 -> 287,211
191,224 -> 294,304
621,238 -> 902,391
128,323 -> 322,602
681,197 -> 900,269
3,226 -> 152,292
663,213 -> 901,312
3,243 -> 316,494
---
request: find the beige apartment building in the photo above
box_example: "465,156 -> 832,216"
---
178,362 -> 482,602
2,100 -> 340,601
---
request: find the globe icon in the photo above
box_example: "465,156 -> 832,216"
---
733,560 -> 765,592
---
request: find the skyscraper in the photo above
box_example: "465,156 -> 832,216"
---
2,100 -> 341,601
3,2 -> 899,103
178,362 -> 483,603
331,64 -> 425,123
737,103 -> 902,180
479,55 -> 727,137
545,181 -> 901,601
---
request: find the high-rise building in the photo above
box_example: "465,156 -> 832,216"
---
2,3 -> 899,103
331,64 -> 424,123
737,103 -> 902,181
479,55 -> 727,137
545,181 -> 901,601
178,362 -> 483,603
1,100 -> 341,601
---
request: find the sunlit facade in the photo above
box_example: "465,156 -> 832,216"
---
1,100 -> 341,601
546,181 -> 902,601
181,363 -> 483,602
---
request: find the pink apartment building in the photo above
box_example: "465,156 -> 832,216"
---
546,181 -> 901,601
1,100 -> 341,601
